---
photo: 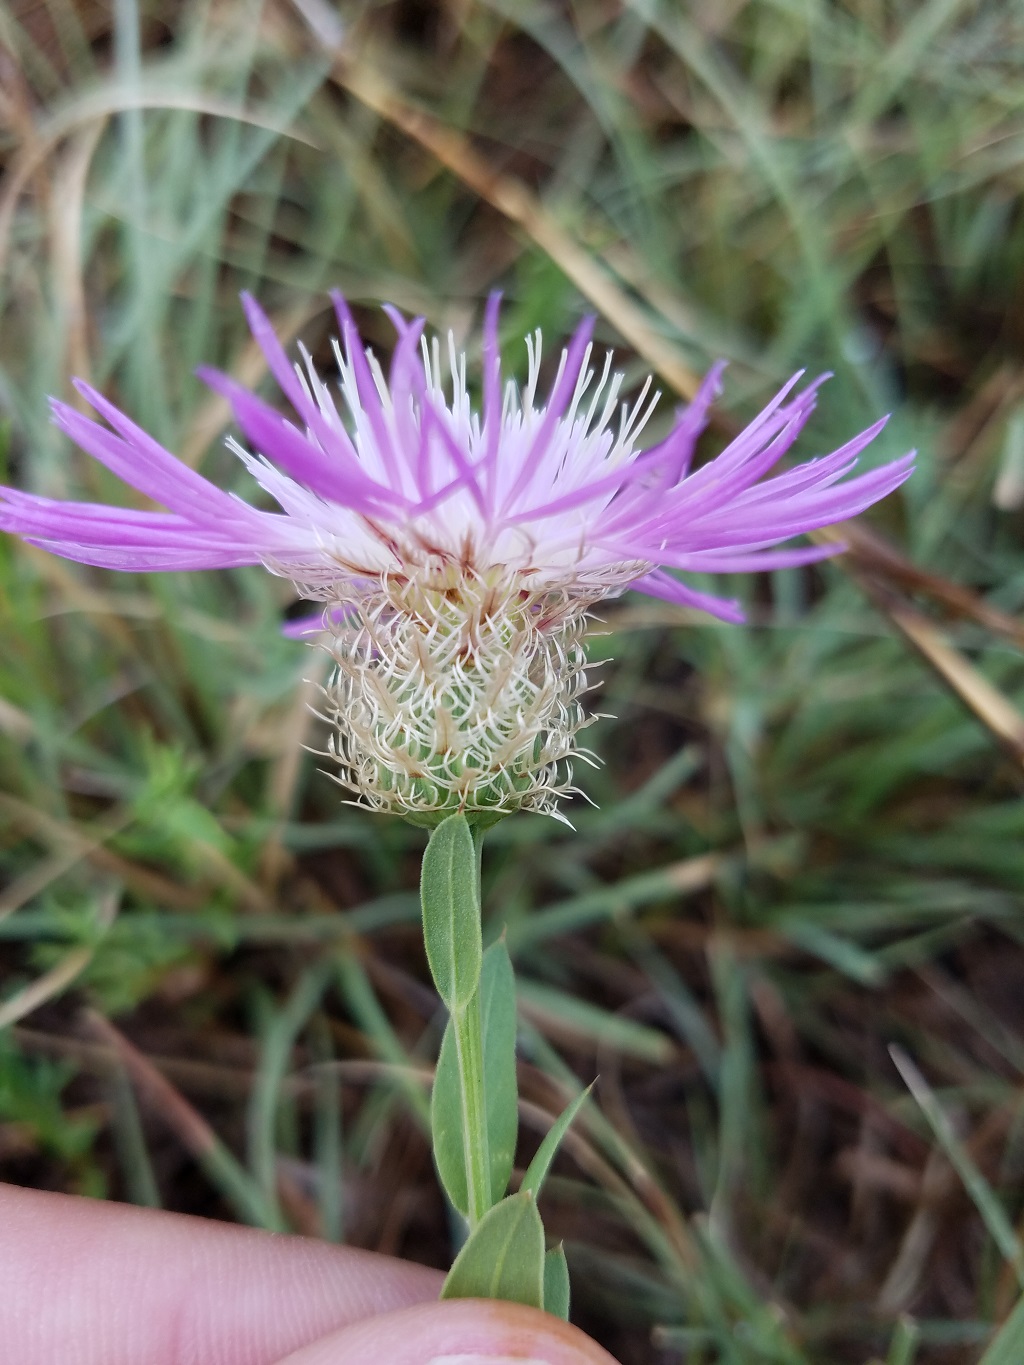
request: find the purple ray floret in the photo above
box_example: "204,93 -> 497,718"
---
0,292 -> 914,621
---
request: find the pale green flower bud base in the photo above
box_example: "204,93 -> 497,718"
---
318,568 -> 599,822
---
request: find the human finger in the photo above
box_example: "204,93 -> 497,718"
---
274,1298 -> 621,1365
0,1181 -> 441,1365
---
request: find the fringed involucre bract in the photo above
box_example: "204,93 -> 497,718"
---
0,292 -> 914,821
322,571 -> 600,823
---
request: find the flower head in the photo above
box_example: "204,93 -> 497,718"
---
0,293 -> 913,820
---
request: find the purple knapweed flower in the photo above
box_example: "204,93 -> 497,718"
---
0,293 -> 913,821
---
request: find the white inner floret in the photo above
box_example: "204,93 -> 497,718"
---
235,330 -> 660,598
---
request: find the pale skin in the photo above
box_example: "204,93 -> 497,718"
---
0,1183 -> 621,1364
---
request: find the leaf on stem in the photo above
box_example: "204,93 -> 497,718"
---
431,1014 -> 467,1215
521,1084 -> 592,1200
431,940 -> 519,1216
421,813 -> 481,1012
441,1190 -> 545,1307
481,938 -> 518,1204
543,1244 -> 571,1321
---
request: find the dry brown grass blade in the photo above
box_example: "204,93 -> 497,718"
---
0,792 -> 201,910
0,696 -> 34,743
81,1008 -> 237,1166
2,785 -> 271,913
16,1024 -> 262,1098
0,90 -> 317,282
0,808 -> 132,919
180,297 -> 326,470
258,650 -> 332,889
47,122 -> 104,386
0,949 -> 94,1031
942,362 -> 1024,479
816,520 -> 1024,771
79,1011 -> 321,1230
875,1147 -> 952,1315
17,546 -> 158,653
0,887 -> 118,1029
881,599 -> 1024,769
328,54 -> 702,400
818,522 -> 1024,651
17,1027 -> 431,1103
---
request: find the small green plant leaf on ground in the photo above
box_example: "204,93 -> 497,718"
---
441,1190 -> 546,1307
543,1243 -> 571,1321
521,1085 -> 592,1200
421,814 -> 482,1012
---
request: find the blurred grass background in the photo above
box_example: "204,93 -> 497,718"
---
2,1 -> 1024,1360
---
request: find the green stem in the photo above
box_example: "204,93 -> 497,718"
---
458,821 -> 491,1225
452,988 -> 491,1226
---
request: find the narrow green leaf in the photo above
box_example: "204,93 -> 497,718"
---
441,1191 -> 545,1307
421,814 -> 481,1012
481,939 -> 518,1204
521,1085 -> 592,1200
515,979 -> 673,1064
885,1316 -> 920,1365
979,1295 -> 1024,1365
543,1244 -> 571,1321
431,1015 -> 468,1216
781,919 -> 887,986
431,941 -> 518,1217
891,1045 -> 1024,1283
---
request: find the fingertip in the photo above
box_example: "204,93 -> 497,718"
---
274,1298 -> 621,1365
